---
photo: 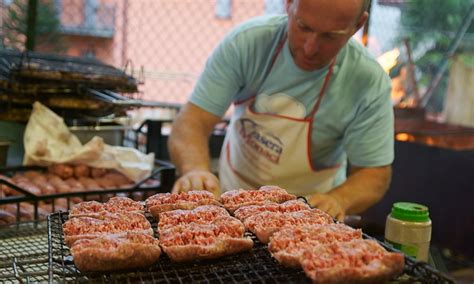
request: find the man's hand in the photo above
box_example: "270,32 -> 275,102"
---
168,103 -> 222,197
309,193 -> 345,221
171,169 -> 221,197
308,165 -> 392,222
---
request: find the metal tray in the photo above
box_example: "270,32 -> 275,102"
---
47,211 -> 455,284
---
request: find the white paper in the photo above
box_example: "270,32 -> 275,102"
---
23,102 -> 155,182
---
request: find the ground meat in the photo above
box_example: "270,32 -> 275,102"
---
158,205 -> 229,230
220,185 -> 296,212
233,200 -> 310,221
300,239 -> 404,283
70,232 -> 161,272
146,190 -> 221,217
243,209 -> 334,243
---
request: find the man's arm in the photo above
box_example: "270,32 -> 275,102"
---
309,165 -> 391,221
168,102 -> 223,195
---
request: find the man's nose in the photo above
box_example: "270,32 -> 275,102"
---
304,33 -> 320,56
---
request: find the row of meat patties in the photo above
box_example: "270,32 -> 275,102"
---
62,186 -> 404,283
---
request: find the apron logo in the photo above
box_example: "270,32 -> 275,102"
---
238,118 -> 283,164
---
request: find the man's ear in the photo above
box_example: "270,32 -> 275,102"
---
355,11 -> 369,31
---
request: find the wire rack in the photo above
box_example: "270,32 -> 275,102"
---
0,162 -> 175,225
0,221 -> 50,282
48,212 -> 308,283
0,49 -> 138,92
48,211 -> 456,284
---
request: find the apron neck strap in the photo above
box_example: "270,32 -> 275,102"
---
307,59 -> 336,119
269,34 -> 288,69
265,32 -> 336,120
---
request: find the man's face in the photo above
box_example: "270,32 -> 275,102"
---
286,0 -> 367,71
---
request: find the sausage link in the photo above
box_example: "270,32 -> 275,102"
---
73,165 -> 91,178
48,164 -> 74,179
90,168 -> 108,178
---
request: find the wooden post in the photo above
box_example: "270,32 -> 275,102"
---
403,38 -> 420,105
25,0 -> 38,51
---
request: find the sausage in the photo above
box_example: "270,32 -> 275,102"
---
23,170 -> 43,180
11,174 -> 42,195
1,184 -> 18,196
94,177 -> 118,189
65,178 -> 86,192
1,174 -> 17,196
2,204 -> 33,221
0,209 -> 16,224
102,172 -> 133,187
74,165 -> 91,178
48,164 -> 74,179
90,167 -> 108,178
20,203 -> 50,220
78,177 -> 106,201
25,172 -> 47,183
55,198 -> 71,211
28,175 -> 57,195
47,175 -> 83,204
78,177 -> 102,191
47,174 -> 72,193
39,201 -> 68,214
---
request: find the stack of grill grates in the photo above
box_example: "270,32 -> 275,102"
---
0,49 -> 139,120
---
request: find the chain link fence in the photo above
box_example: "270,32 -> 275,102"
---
0,0 -> 472,114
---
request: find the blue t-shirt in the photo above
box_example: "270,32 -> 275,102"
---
190,15 -> 394,186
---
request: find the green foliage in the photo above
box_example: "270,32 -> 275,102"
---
400,0 -> 473,51
398,0 -> 473,111
460,53 -> 474,67
2,0 -> 65,51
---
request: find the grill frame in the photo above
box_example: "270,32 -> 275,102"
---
47,211 -> 456,284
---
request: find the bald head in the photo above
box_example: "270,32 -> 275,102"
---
285,0 -> 370,70
288,0 -> 369,24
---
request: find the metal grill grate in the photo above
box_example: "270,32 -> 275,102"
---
0,222 -> 50,282
0,49 -> 138,92
48,212 -> 456,284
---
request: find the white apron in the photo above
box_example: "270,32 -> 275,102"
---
219,36 -> 340,198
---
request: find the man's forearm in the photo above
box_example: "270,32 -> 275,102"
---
168,124 -> 211,175
328,165 -> 392,215
168,103 -> 221,176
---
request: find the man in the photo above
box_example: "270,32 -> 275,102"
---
168,0 -> 393,221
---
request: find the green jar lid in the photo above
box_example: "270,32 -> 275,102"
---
391,202 -> 430,222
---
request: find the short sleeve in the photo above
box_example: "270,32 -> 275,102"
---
190,36 -> 244,117
343,85 -> 394,167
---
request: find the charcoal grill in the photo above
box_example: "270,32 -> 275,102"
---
47,212 -> 456,284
